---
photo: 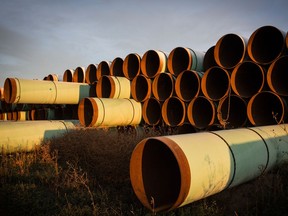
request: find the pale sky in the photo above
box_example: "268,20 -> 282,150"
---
0,0 -> 287,86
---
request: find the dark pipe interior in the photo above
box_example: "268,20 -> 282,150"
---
4,78 -> 13,103
143,98 -> 161,125
269,56 -> 288,96
156,73 -> 173,101
145,50 -> 160,78
179,70 -> 200,101
172,48 -> 189,76
100,76 -> 112,98
135,76 -> 149,102
87,64 -> 97,83
99,62 -> 110,77
112,58 -> 124,77
84,98 -> 94,126
165,97 -> 184,126
127,54 -> 140,79
203,46 -> 217,71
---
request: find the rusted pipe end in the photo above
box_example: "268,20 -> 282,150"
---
142,97 -> 162,126
78,98 -> 97,127
97,61 -> 111,81
131,74 -> 152,102
247,91 -> 287,126
162,96 -> 186,127
214,34 -> 247,69
45,74 -> 58,81
231,61 -> 265,98
123,53 -> 141,80
152,72 -> 175,101
130,136 -> 190,212
110,57 -> 124,77
96,75 -> 115,98
63,69 -> 74,82
141,50 -> 167,78
4,78 -> 17,104
267,55 -> 288,96
201,66 -> 230,101
247,25 -> 286,65
168,47 -> 192,76
203,45 -> 217,71
187,96 -> 216,129
85,64 -> 98,84
175,70 -> 203,102
73,66 -> 86,83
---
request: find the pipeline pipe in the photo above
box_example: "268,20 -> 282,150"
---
63,69 -> 74,82
0,112 -> 6,120
187,96 -> 217,130
142,97 -> 162,126
214,33 -> 248,69
130,123 -> 288,212
123,53 -> 142,80
267,55 -> 288,96
4,78 -> 90,104
73,66 -> 86,83
231,61 -> 265,98
97,61 -> 111,81
45,74 -> 59,81
152,72 -> 175,102
167,47 -> 205,76
217,94 -> 247,129
0,120 -> 77,154
161,96 -> 186,127
131,74 -> 152,102
247,25 -> 286,65
96,75 -> 131,99
247,91 -> 288,126
78,97 -> 142,127
0,87 -> 4,101
201,66 -> 231,101
140,50 -> 167,78
203,45 -> 217,71
89,81 -> 97,97
175,70 -> 204,102
110,57 -> 124,77
85,64 -> 98,84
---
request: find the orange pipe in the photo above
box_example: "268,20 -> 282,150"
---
203,45 -> 217,71
73,66 -> 86,83
140,50 -> 167,78
63,69 -> 74,82
110,57 -> 124,77
231,61 -> 265,98
142,97 -> 162,126
85,64 -> 98,84
152,72 -> 175,101
97,61 -> 111,81
0,87 -> 4,101
162,96 -> 186,127
123,53 -> 141,80
131,74 -> 152,102
247,25 -> 286,65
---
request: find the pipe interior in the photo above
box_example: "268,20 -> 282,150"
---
63,70 -> 73,82
99,62 -> 110,77
179,71 -> 199,101
84,98 -> 94,127
136,76 -> 149,101
190,97 -> 214,128
143,98 -> 161,125
87,64 -> 97,83
127,54 -> 140,78
269,56 -> 288,95
142,139 -> 181,210
112,58 -> 124,76
156,74 -> 173,101
165,98 -> 184,126
172,48 -> 189,76
4,78 -> 13,103
145,50 -> 160,77
203,46 -> 216,71
100,76 -> 112,98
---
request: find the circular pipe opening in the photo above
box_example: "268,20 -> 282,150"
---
168,47 -> 190,76
96,76 -> 113,98
142,97 -> 161,125
162,97 -> 186,126
131,75 -> 151,102
63,69 -> 73,82
152,73 -> 175,101
4,78 -> 16,103
86,64 -> 98,84
203,45 -> 217,71
73,67 -> 85,83
97,61 -> 110,80
123,53 -> 141,80
141,50 -> 165,78
78,98 -> 96,127
110,57 -> 124,77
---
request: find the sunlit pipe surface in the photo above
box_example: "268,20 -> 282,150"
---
267,55 -> 288,96
72,66 -> 86,83
85,64 -> 98,84
141,50 -> 167,78
123,53 -> 142,80
152,72 -> 175,102
0,112 -> 7,120
231,61 -> 265,98
97,61 -> 111,81
110,57 -> 124,77
247,25 -> 286,65
247,91 -> 288,126
130,123 -> 288,212
203,45 -> 217,71
96,75 -> 131,99
45,74 -> 59,81
201,66 -> 231,101
0,87 -> 4,101
4,78 -> 90,104
175,70 -> 203,102
217,94 -> 247,129
131,74 -> 152,102
63,69 -> 74,82
142,97 -> 162,126
0,120 -> 77,154
167,47 -> 204,76
214,33 -> 248,69
187,96 -> 217,129
78,97 -> 142,127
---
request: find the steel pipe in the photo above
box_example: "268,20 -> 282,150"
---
152,72 -> 175,102
123,53 -> 142,80
231,61 -> 265,98
97,61 -> 111,81
45,74 -> 59,81
267,55 -> 288,96
85,64 -> 98,84
201,66 -> 231,101
140,50 -> 167,78
175,70 -> 203,102
167,47 -> 204,76
247,25 -> 286,65
247,91 -> 288,126
187,96 -> 217,129
0,87 -> 4,101
4,78 -> 90,104
63,69 -> 74,82
142,97 -> 162,126
96,75 -> 131,99
110,57 -> 124,77
130,123 -> 288,212
131,74 -> 152,102
78,97 -> 142,127
203,45 -> 217,71
72,66 -> 86,83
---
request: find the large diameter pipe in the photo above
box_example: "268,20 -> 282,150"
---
73,66 -> 86,83
247,25 -> 286,65
142,97 -> 162,126
267,55 -> 288,96
247,91 -> 288,126
4,78 -> 90,104
0,120 -> 77,154
152,72 -> 175,102
201,66 -> 231,101
0,87 -> 4,101
175,70 -> 203,102
203,45 -> 217,71
167,47 -> 205,76
231,61 -> 265,98
131,74 -> 152,102
78,97 -> 142,127
123,53 -> 141,80
85,64 -> 98,84
110,57 -> 124,77
140,50 -> 167,78
63,69 -> 74,82
96,75 -> 131,99
214,34 -> 248,69
97,61 -> 111,81
130,124 -> 288,212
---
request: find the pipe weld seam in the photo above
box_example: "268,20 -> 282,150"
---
52,81 -> 58,104
126,98 -> 135,125
98,98 -> 106,126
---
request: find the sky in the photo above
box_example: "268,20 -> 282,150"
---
0,0 -> 287,86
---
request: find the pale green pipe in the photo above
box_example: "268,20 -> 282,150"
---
130,124 -> 288,212
4,78 -> 90,104
78,97 -> 142,127
0,120 -> 77,154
